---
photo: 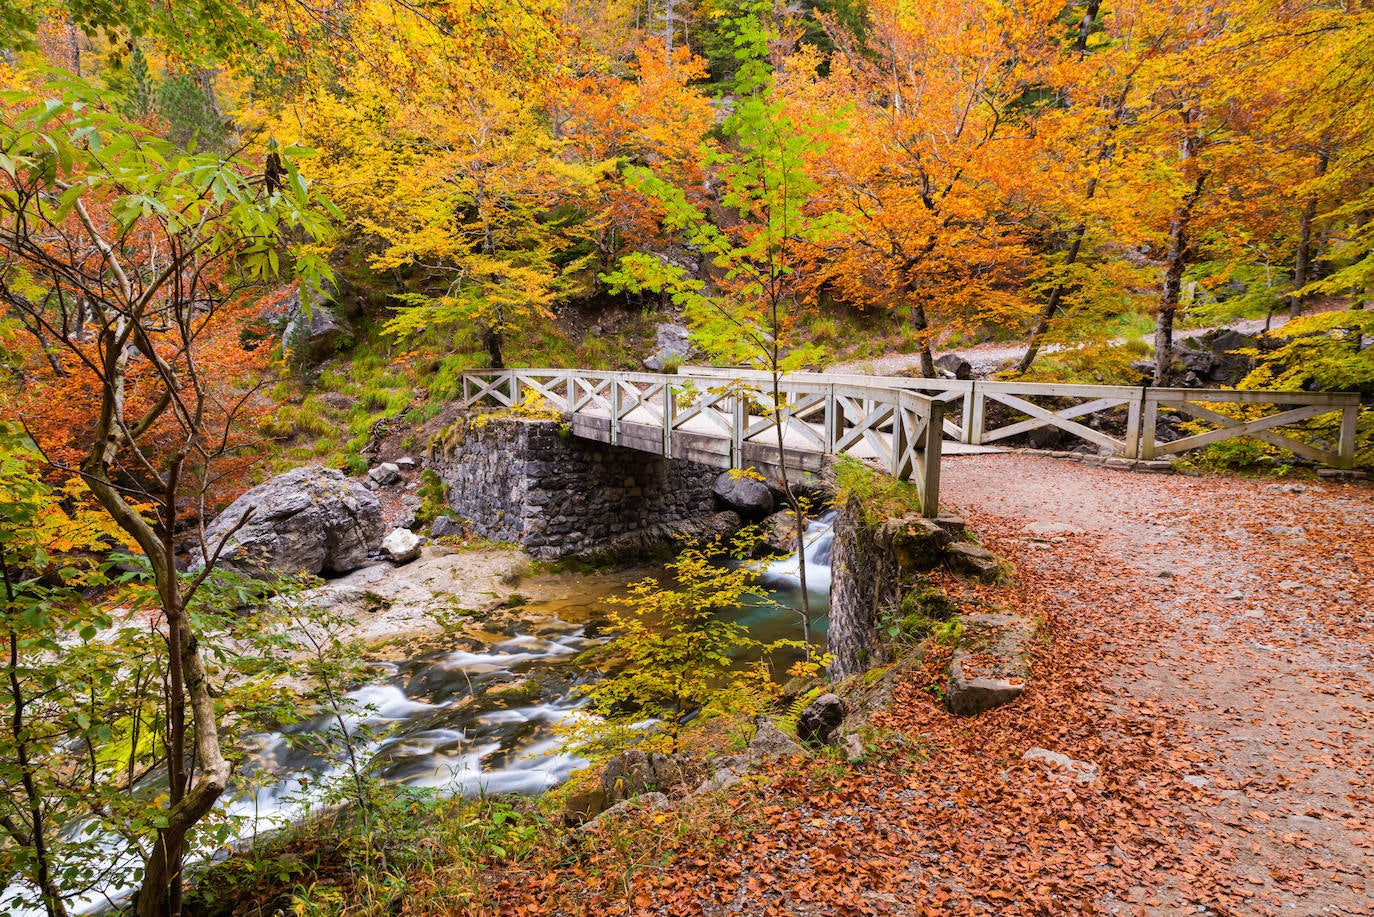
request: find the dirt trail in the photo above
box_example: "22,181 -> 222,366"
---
939,454 -> 1374,915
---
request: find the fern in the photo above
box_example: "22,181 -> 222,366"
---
777,686 -> 825,737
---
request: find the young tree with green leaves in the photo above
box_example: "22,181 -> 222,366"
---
572,538 -> 798,757
603,1 -> 841,651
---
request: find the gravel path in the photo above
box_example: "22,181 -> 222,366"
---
940,454 -> 1374,915
828,316 -> 1298,378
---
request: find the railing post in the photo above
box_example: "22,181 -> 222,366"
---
508,371 -> 520,408
609,379 -> 621,447
960,382 -> 975,443
1141,392 -> 1158,460
891,399 -> 908,478
1125,390 -> 1143,459
922,400 -> 944,518
827,386 -> 845,453
731,394 -> 746,468
663,383 -> 674,458
968,386 -> 985,446
1338,403 -> 1358,469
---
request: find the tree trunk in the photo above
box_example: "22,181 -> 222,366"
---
480,325 -> 504,369
1289,151 -> 1329,318
1076,0 -> 1101,53
1016,223 -> 1086,375
910,303 -> 936,377
1154,171 -> 1208,386
1016,76 -> 1134,375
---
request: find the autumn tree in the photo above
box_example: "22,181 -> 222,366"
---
0,80 -> 333,916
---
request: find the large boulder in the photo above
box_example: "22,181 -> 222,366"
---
796,693 -> 845,745
380,528 -> 422,565
935,353 -> 973,380
712,472 -> 774,517
600,749 -> 686,805
644,323 -> 693,372
278,281 -> 353,364
759,509 -> 802,554
200,466 -> 384,580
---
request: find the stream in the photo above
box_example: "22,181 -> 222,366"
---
1,514 -> 835,916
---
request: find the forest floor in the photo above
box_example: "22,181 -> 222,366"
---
480,455 -> 1373,916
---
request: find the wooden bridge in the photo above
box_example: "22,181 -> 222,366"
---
458,367 -> 1362,517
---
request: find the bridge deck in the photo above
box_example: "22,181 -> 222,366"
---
457,368 -> 1361,519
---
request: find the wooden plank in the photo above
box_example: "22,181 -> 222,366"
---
1153,402 -> 1336,457
982,396 -> 1130,442
1148,388 -> 1360,407
1339,405 -> 1358,469
980,390 -> 1124,452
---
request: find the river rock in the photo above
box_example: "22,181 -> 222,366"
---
580,792 -> 671,831
759,509 -> 802,554
946,542 -> 1003,582
712,472 -> 774,516
199,466 -> 383,580
748,716 -> 805,761
796,693 -> 845,745
381,528 -> 422,564
935,353 -> 973,380
601,749 -> 686,804
367,462 -> 403,488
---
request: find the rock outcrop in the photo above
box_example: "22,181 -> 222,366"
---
945,612 -> 1033,716
796,693 -> 845,745
200,466 -> 383,580
712,472 -> 774,517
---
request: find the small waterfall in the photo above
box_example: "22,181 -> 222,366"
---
756,510 -> 836,594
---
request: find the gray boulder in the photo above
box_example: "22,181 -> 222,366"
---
759,509 -> 802,554
644,323 -> 693,372
748,717 -> 806,761
600,749 -> 686,805
281,283 -> 352,364
430,515 -> 465,539
796,693 -> 845,745
200,466 -> 383,580
380,528 -> 422,565
935,353 -> 973,380
367,462 -> 402,488
712,472 -> 774,516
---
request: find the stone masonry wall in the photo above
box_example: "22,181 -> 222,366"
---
430,415 -> 720,559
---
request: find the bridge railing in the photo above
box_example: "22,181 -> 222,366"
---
677,366 -> 1360,468
458,369 -> 944,515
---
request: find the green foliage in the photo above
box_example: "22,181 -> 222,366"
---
415,469 -> 449,530
0,0 -> 272,61
834,456 -> 926,522
1241,310 -> 1374,394
0,77 -> 336,295
881,586 -> 960,649
155,69 -> 228,152
568,538 -> 800,757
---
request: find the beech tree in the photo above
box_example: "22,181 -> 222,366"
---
0,80 -> 333,916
